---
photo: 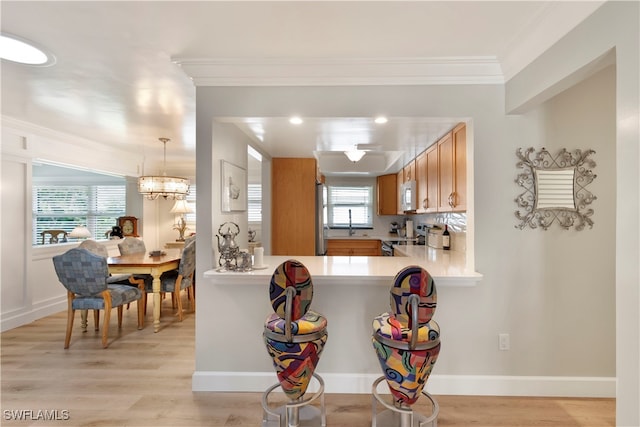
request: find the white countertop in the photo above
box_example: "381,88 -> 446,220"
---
203,248 -> 481,287
327,234 -> 416,241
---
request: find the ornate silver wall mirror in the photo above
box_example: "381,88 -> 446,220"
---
515,147 -> 596,230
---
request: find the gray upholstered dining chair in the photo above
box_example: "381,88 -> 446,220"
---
117,236 -> 146,255
77,239 -> 142,328
117,237 -> 154,302
138,240 -> 196,321
78,239 -> 146,309
53,248 -> 144,348
79,240 -> 133,284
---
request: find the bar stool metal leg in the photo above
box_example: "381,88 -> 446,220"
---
262,372 -> 326,427
371,376 -> 439,427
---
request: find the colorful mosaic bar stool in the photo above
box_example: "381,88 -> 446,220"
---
371,265 -> 441,427
262,260 -> 328,427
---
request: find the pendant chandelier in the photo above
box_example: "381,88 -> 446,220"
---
138,137 -> 190,200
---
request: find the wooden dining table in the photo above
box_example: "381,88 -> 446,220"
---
107,248 -> 182,332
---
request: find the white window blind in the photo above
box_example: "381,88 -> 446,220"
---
327,185 -> 373,228
33,185 -> 125,245
248,184 -> 262,223
185,185 -> 196,224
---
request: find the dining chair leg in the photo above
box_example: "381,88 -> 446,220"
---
80,309 -> 88,332
137,297 -> 144,330
175,289 -> 184,322
65,293 -> 75,349
117,306 -> 124,328
143,293 -> 148,316
101,291 -> 112,348
187,286 -> 195,312
65,309 -> 75,349
93,310 -> 100,331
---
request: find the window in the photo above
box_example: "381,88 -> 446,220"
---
248,183 -> 262,223
184,185 -> 196,224
32,163 -> 127,245
33,184 -> 126,245
327,185 -> 373,229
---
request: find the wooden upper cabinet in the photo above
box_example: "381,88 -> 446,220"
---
403,159 -> 416,183
437,123 -> 467,212
396,169 -> 404,214
382,123 -> 466,217
272,158 -> 317,256
415,151 -> 428,213
425,144 -> 439,213
376,173 -> 397,215
452,123 -> 467,211
437,131 -> 454,212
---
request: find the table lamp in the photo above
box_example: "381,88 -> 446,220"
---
69,225 -> 91,240
170,199 -> 193,241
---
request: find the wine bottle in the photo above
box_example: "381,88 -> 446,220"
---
442,225 -> 451,250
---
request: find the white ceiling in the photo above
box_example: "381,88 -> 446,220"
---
1,1 -> 604,175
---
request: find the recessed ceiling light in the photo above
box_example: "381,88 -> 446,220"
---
289,116 -> 303,125
374,116 -> 388,124
0,33 -> 55,66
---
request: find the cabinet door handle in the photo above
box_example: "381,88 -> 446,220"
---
449,192 -> 457,208
423,198 -> 428,208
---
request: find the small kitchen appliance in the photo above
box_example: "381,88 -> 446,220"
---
427,226 -> 445,249
417,223 -> 445,249
389,222 -> 400,234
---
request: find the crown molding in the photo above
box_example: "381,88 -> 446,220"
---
173,56 -> 504,86
501,1 -> 605,82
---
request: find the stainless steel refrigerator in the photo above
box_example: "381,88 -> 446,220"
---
316,183 -> 328,255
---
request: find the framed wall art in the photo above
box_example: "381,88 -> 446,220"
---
514,147 -> 596,230
221,160 -> 247,212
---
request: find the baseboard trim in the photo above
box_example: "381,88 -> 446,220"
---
192,371 -> 615,398
1,299 -> 66,332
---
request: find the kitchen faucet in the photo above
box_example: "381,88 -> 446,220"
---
348,209 -> 355,236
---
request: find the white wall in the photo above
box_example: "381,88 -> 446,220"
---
0,118 -> 164,330
193,115 -> 261,371
193,57 -> 618,398
506,2 -> 639,423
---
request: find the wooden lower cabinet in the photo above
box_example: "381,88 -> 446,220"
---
326,239 -> 381,256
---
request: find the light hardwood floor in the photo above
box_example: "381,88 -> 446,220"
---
1,297 -> 614,427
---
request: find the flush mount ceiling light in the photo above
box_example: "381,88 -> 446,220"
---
138,138 -> 190,200
0,33 -> 55,66
289,116 -> 303,125
344,149 -> 366,163
374,116 -> 388,124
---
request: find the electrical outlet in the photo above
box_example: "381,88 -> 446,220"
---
499,333 -> 510,351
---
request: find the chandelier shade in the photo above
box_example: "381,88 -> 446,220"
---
138,175 -> 190,200
138,138 -> 190,200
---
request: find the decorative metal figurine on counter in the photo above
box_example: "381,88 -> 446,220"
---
216,222 -> 252,272
515,147 -> 596,231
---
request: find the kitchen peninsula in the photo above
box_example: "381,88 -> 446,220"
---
196,251 -> 481,394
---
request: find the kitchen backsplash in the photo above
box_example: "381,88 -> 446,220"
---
328,212 -> 467,252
